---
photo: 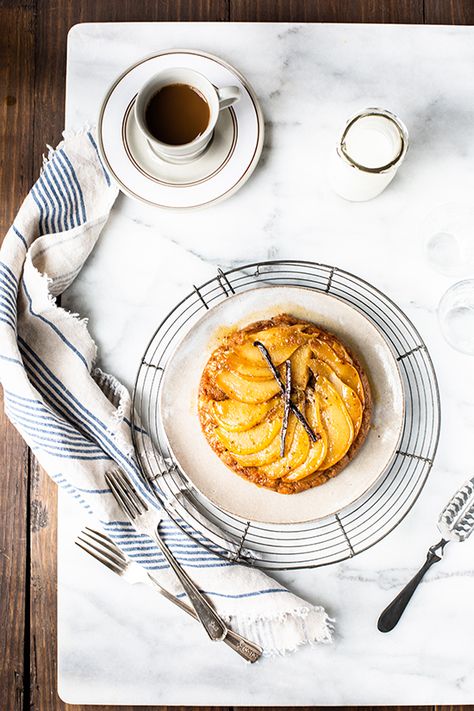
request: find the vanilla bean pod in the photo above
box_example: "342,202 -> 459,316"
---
253,341 -> 318,442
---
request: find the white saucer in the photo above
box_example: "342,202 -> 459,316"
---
98,50 -> 264,209
159,286 -> 405,524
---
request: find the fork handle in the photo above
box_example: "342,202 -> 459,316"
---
153,531 -> 227,641
146,573 -> 262,663
377,538 -> 448,633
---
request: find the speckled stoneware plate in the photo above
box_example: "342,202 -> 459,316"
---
98,50 -> 264,210
159,286 -> 405,524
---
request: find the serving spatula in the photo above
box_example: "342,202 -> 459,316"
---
378,476 -> 474,632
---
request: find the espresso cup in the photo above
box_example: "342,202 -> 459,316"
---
135,68 -> 241,164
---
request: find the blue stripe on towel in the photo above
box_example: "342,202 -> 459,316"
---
68,484 -> 110,494
0,296 -> 16,320
43,165 -> 67,232
4,390 -> 91,434
176,588 -> 286,600
30,184 -> 46,235
49,156 -> 77,229
38,173 -> 58,233
5,413 -> 100,445
0,261 -> 18,287
6,418 -> 106,452
0,283 -> 17,311
50,474 -> 93,510
87,132 -> 111,187
5,402 -> 90,437
34,179 -> 53,235
12,225 -> 28,249
55,151 -> 82,227
0,315 -> 16,330
58,149 -> 86,224
21,281 -> 89,368
17,339 -> 157,508
41,169 -> 64,233
0,354 -> 23,365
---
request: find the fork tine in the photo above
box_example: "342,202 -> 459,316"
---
112,470 -> 142,516
81,528 -> 128,567
84,527 -> 128,561
78,538 -> 125,572
75,538 -> 123,575
105,471 -> 137,520
107,468 -> 148,517
115,468 -> 148,513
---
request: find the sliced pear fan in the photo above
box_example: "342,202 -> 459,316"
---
310,338 -> 365,404
212,398 -> 277,432
282,393 -> 327,482
216,411 -> 282,455
233,433 -> 282,467
309,359 -> 363,435
289,343 -> 312,390
227,354 -> 277,380
234,325 -> 309,366
216,369 -> 281,404
315,375 -> 354,471
261,416 -> 310,479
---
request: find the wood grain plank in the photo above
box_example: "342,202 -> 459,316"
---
0,4 -> 36,235
229,0 -> 424,23
424,0 -> 474,23
0,393 -> 30,711
0,4 -> 36,711
29,462 -> 61,710
29,2 -> 230,709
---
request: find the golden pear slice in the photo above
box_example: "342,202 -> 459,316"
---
234,325 -> 308,366
216,369 -> 281,403
226,354 -> 276,380
309,359 -> 363,436
315,375 -> 354,471
261,417 -> 310,479
327,338 -> 350,362
234,432 -> 282,467
289,344 -> 312,390
282,395 -> 327,482
310,338 -> 365,404
216,412 -> 282,455
212,398 -> 277,432
234,397 -> 300,468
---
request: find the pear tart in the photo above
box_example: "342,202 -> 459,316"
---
198,314 -> 372,494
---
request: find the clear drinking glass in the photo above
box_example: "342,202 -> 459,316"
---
438,280 -> 474,355
423,203 -> 474,277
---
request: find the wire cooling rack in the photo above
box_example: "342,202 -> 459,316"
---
131,260 -> 441,570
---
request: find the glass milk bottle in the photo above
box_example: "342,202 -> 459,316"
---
330,108 -> 409,201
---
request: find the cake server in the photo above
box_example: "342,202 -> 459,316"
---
378,475 -> 474,632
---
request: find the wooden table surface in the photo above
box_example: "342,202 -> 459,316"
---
1,1 -> 473,710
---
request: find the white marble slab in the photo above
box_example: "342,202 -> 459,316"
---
59,22 -> 474,705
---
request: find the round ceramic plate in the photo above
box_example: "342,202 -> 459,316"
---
159,286 -> 405,524
98,50 -> 264,209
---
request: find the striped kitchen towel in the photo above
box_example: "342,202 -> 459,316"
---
0,130 -> 333,655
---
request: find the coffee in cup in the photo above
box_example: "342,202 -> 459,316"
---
135,68 -> 241,164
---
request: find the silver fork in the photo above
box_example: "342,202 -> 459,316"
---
105,468 -> 228,642
76,527 -> 262,663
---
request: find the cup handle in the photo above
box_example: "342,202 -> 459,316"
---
217,86 -> 241,111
